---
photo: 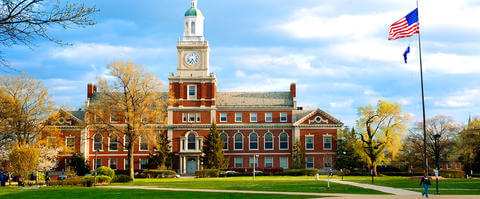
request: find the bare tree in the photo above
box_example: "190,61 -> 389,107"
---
0,0 -> 99,68
87,61 -> 167,180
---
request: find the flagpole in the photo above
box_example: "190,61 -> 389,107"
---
417,0 -> 429,176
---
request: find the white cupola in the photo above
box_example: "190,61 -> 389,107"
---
183,0 -> 205,41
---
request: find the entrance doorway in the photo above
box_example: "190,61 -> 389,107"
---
186,158 -> 197,174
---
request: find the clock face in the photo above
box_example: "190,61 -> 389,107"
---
185,53 -> 199,65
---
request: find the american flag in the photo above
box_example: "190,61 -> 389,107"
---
388,8 -> 419,40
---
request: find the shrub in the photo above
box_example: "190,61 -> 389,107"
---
142,170 -> 177,178
47,177 -> 87,186
283,169 -> 318,176
381,171 -> 424,176
195,169 -> 220,178
81,175 -> 112,184
439,169 -> 465,178
337,169 -> 351,176
96,166 -> 115,179
112,174 -> 133,183
38,172 -> 45,181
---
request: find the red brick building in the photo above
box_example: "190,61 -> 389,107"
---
48,0 -> 343,175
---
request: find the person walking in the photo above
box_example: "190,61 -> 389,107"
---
419,173 -> 431,198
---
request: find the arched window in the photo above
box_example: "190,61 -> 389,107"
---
93,134 -> 103,151
109,134 -> 118,151
191,22 -> 196,34
264,132 -> 273,150
234,133 -> 243,150
279,132 -> 288,150
188,133 -> 196,150
249,132 -> 258,150
185,22 -> 188,34
220,132 -> 228,150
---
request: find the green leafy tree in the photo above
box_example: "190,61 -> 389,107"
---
336,127 -> 361,170
202,123 -> 228,169
356,100 -> 409,176
148,131 -> 172,169
291,139 -> 305,169
458,118 -> 480,173
68,152 -> 90,176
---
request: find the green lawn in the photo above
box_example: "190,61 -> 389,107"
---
112,176 -> 386,194
0,186 -> 320,199
340,176 -> 480,195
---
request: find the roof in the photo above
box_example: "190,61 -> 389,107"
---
293,109 -> 312,123
293,108 -> 343,126
185,7 -> 202,17
216,92 -> 293,108
69,110 -> 85,122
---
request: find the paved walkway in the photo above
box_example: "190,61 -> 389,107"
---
323,179 -> 418,195
101,186 -> 480,199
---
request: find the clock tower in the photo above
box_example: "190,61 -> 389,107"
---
177,0 -> 210,77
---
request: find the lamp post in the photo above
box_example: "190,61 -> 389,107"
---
253,154 -> 259,180
94,149 -> 99,187
433,134 -> 441,194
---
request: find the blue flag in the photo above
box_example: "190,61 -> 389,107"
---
403,46 -> 410,63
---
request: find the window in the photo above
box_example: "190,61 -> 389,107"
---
47,137 -> 56,147
182,113 -> 187,122
124,136 -> 130,151
220,113 -> 227,122
265,157 -> 273,168
188,85 -> 196,100
140,159 -> 149,170
140,136 -> 148,151
234,157 -> 243,167
323,135 -> 332,150
234,133 -> 243,150
279,132 -> 288,150
94,158 -> 102,169
124,158 -> 130,170
93,134 -> 102,151
141,115 -> 148,123
306,136 -> 314,150
109,134 -> 118,151
324,157 -> 332,168
280,112 -> 287,122
188,133 -> 196,150
265,113 -> 272,122
94,114 -> 102,123
196,113 -> 201,122
235,113 -> 242,122
66,136 -> 75,148
220,132 -> 228,150
249,132 -> 258,150
110,113 -> 120,123
250,113 -> 257,122
188,113 -> 195,122
306,157 -> 314,168
264,132 -> 273,150
249,157 -> 259,168
280,157 -> 288,169
191,22 -> 196,34
109,158 -> 117,170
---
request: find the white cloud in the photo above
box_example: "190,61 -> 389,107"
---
434,89 -> 480,108
329,99 -> 354,109
424,53 -> 480,74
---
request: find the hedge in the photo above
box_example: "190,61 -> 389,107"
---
142,170 -> 177,178
96,166 -> 115,179
222,169 -> 317,177
195,169 -> 220,178
228,167 -> 284,173
47,177 -> 90,186
439,169 -> 465,178
381,172 -> 425,176
283,169 -> 318,176
112,174 -> 133,183
81,175 -> 112,184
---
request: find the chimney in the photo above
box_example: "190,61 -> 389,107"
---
290,83 -> 296,98
87,83 -> 95,99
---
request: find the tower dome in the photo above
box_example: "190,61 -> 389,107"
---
185,7 -> 202,17
183,0 -> 205,41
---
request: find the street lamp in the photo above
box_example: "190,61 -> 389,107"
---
94,148 -> 99,187
253,154 -> 259,180
433,134 -> 441,195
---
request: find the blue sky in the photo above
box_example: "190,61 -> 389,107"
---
2,0 -> 480,127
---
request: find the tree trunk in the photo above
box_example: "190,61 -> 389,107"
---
128,143 -> 134,180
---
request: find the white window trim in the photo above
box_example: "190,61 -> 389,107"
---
139,136 -> 148,151
235,112 -> 242,122
264,132 -> 274,150
108,133 -> 119,152
94,158 -> 102,169
187,85 -> 197,100
234,157 -> 243,167
123,135 -> 129,152
220,113 -> 227,122
196,113 -> 201,123
188,113 -> 195,123
280,157 -> 289,169
220,132 -> 228,151
186,131 -> 198,151
265,157 -> 273,168
108,158 -> 117,170
280,112 -> 287,122
305,135 -> 314,150
250,113 -> 257,122
65,136 -> 75,149
234,132 -> 243,150
249,157 -> 259,168
249,132 -> 259,150
323,135 -> 333,150
182,113 -> 187,123
140,158 -> 149,170
323,157 -> 332,168
278,132 -> 289,150
93,133 -> 103,152
124,158 -> 129,170
265,113 -> 272,122
306,157 -> 315,169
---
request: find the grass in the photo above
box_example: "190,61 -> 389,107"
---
112,176 -> 386,194
0,186 -> 321,199
340,176 -> 480,195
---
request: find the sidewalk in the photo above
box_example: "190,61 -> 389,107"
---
323,179 -> 418,195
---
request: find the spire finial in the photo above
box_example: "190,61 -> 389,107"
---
191,0 -> 197,8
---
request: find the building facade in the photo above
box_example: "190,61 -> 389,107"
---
48,0 -> 343,175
